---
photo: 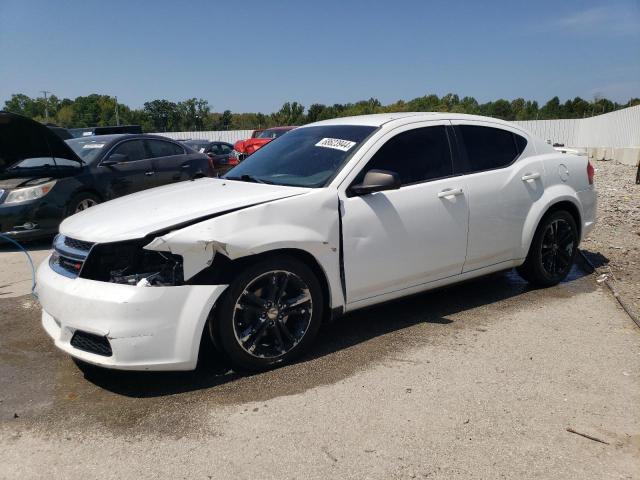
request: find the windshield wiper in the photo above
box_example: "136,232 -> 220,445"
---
225,174 -> 273,184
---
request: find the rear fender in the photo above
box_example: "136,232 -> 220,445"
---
519,185 -> 583,259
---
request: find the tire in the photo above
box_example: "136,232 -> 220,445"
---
211,255 -> 324,372
517,210 -> 578,287
66,192 -> 101,216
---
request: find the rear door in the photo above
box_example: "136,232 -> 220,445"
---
450,121 -> 543,271
145,139 -> 190,186
101,139 -> 153,197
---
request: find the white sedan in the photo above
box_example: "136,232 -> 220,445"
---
36,113 -> 597,372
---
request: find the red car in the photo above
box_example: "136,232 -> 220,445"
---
231,126 -> 296,162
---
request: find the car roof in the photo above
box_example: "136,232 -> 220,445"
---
66,133 -> 180,144
304,112 -> 520,129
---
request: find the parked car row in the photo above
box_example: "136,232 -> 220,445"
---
0,113 -> 301,242
0,112 -> 211,240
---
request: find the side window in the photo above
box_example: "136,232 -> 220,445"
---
111,140 -> 147,161
514,133 -> 528,155
209,144 -> 222,155
146,140 -> 184,158
457,125 -> 522,173
219,144 -> 232,154
360,126 -> 453,186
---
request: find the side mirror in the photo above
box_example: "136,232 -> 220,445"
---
349,169 -> 401,196
101,153 -> 128,166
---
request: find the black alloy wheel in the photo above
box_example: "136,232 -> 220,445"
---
212,255 -> 323,372
517,210 -> 578,287
539,218 -> 575,277
232,270 -> 313,359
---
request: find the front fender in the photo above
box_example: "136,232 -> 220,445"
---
145,189 -> 344,309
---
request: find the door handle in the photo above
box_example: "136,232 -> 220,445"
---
181,163 -> 190,169
521,172 -> 540,181
437,188 -> 463,198
145,171 -> 155,176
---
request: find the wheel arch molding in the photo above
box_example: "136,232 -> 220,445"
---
520,190 -> 584,258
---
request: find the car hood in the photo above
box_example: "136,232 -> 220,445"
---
234,138 -> 272,154
0,111 -> 82,172
59,178 -> 311,243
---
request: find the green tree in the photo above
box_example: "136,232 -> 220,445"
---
143,99 -> 180,131
271,102 -> 305,125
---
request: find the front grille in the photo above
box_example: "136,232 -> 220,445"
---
64,236 -> 93,252
50,235 -> 94,278
70,331 -> 112,357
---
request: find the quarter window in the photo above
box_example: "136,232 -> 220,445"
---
457,125 -> 525,173
146,140 -> 184,158
111,140 -> 147,161
360,126 -> 453,186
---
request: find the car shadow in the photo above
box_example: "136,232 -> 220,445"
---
78,258 -> 594,399
0,237 -> 52,253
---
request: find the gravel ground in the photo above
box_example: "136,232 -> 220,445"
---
0,163 -> 638,479
581,160 -> 640,318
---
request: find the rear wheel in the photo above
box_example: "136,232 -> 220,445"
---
517,210 -> 578,287
211,255 -> 323,372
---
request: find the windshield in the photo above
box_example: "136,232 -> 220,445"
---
184,141 -> 210,152
8,156 -> 80,170
65,138 -> 108,162
224,125 -> 376,187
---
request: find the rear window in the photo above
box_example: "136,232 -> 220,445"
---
457,125 -> 526,173
146,140 -> 184,158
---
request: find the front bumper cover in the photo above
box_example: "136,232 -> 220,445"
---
37,255 -> 227,371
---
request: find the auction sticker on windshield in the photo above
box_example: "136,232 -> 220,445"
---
315,138 -> 356,152
82,143 -> 105,149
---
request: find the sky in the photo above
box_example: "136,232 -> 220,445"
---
0,0 -> 639,113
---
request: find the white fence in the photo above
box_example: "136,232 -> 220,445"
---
151,105 -> 640,150
514,105 -> 640,148
151,130 -> 254,144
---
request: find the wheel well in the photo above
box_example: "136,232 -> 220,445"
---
543,200 -> 582,238
189,248 -> 333,321
71,188 -> 103,202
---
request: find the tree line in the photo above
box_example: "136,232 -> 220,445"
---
4,92 -> 639,132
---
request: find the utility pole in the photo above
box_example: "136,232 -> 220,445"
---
114,96 -> 120,126
40,90 -> 51,122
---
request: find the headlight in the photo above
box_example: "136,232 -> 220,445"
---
80,239 -> 184,286
5,180 -> 56,204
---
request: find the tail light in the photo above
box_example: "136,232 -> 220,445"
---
587,161 -> 595,185
227,156 -> 239,166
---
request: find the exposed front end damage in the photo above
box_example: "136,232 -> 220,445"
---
36,256 -> 227,370
38,188 -> 342,371
144,189 -> 344,308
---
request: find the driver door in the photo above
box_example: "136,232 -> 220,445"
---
100,139 -> 154,198
340,122 -> 469,304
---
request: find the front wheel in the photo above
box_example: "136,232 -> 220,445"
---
211,255 -> 324,372
66,192 -> 101,216
517,210 -> 578,287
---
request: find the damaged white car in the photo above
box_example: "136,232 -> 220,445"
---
37,113 -> 597,371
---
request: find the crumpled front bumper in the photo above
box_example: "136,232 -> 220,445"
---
36,255 -> 227,371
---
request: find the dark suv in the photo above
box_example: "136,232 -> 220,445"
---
0,112 -> 211,241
